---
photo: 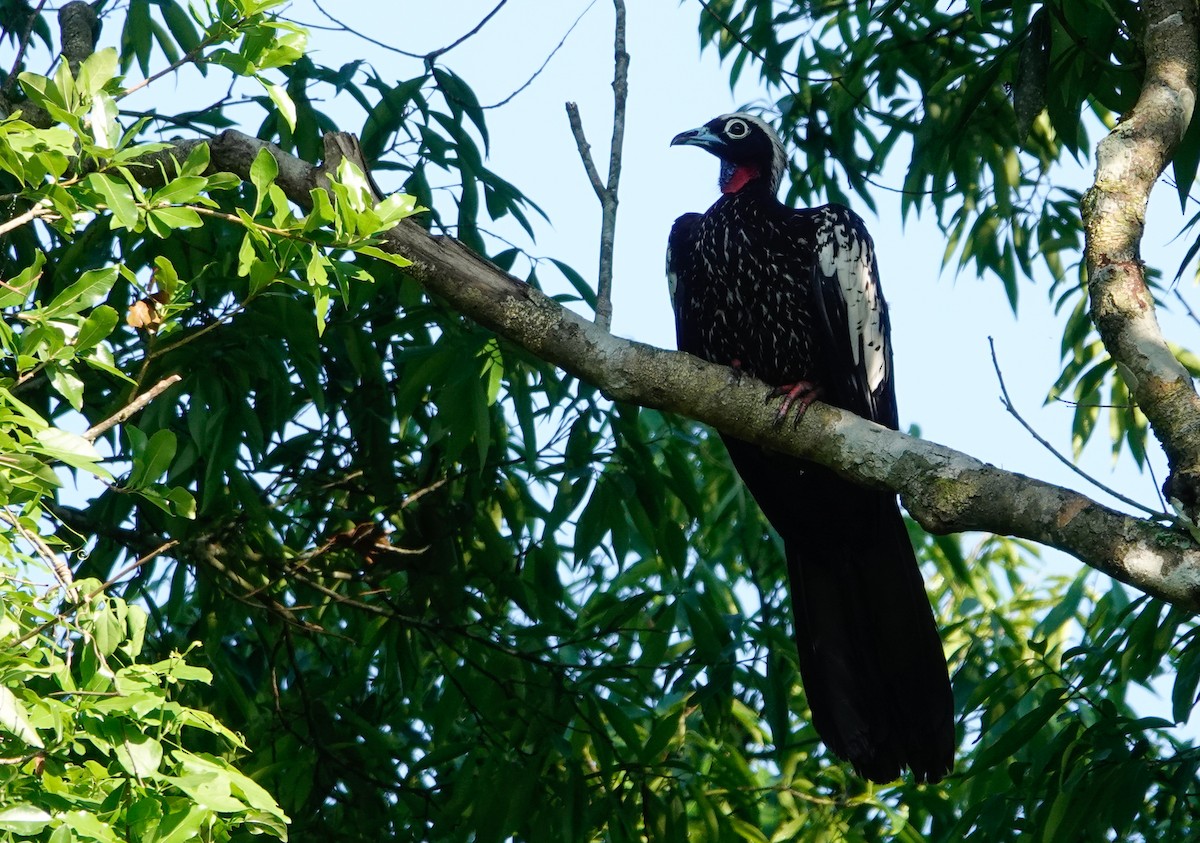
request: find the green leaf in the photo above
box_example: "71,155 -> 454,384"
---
91,599 -> 126,656
168,759 -> 250,813
550,258 -> 598,309
49,366 -> 85,410
355,244 -> 411,266
249,147 -> 280,216
0,805 -> 52,835
114,729 -> 164,777
147,205 -> 203,232
161,1 -> 201,54
75,305 -> 119,351
41,267 -> 119,317
86,172 -> 140,230
0,250 -> 44,307
0,687 -> 44,748
63,809 -> 121,842
129,429 -> 177,488
1035,572 -> 1087,638
152,175 -> 208,205
166,486 -> 197,519
976,687 -> 1068,767
1174,637 -> 1200,723
88,92 -> 121,149
35,428 -> 107,474
156,806 -> 207,843
262,79 -> 297,131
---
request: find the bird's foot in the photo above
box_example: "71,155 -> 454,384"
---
767,380 -> 822,426
728,358 -> 747,385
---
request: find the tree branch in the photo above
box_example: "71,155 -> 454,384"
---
1083,0 -> 1200,514
83,374 -> 183,443
57,1 -> 98,77
0,2 -> 93,131
120,127 -> 1200,611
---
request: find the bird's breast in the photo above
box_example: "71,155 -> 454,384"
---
682,199 -> 816,384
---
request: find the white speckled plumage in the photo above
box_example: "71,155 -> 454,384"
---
667,113 -> 953,785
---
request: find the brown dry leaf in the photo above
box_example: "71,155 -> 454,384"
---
126,298 -> 163,332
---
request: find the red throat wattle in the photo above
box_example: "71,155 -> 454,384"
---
721,165 -> 760,194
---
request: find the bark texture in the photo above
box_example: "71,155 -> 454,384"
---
1083,0 -> 1200,515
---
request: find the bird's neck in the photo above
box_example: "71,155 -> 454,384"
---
720,161 -> 767,195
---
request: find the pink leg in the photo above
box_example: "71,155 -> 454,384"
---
767,380 -> 822,426
728,358 -> 746,384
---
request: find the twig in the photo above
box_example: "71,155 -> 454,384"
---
565,103 -> 605,200
1,507 -> 74,594
564,0 -> 628,332
119,44 -> 211,99
988,337 -> 1167,519
402,476 -> 448,509
1175,288 -> 1200,331
483,0 -> 597,109
83,374 -> 182,442
424,0 -> 508,66
308,0 -> 423,58
0,200 -> 55,236
11,540 -> 178,648
598,0 -> 628,333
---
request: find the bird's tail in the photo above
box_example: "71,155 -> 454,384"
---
720,437 -> 954,781
779,465 -> 954,783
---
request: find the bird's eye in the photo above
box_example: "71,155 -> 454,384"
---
725,119 -> 749,139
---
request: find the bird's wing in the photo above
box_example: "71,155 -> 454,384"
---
805,205 -> 898,429
667,212 -> 704,354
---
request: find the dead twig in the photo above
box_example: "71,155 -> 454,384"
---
12,540 -> 178,648
84,374 -> 182,442
564,0 -> 628,332
0,200 -> 56,237
484,0 -> 597,109
1,507 -> 75,594
988,337 -> 1166,520
424,0 -> 508,66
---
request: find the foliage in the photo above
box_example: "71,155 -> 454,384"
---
0,1 -> 1198,842
0,566 -> 288,841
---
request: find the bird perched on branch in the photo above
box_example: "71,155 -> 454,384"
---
667,112 -> 954,783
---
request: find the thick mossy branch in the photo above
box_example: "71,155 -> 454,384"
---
140,127 -> 1200,612
1083,0 -> 1200,515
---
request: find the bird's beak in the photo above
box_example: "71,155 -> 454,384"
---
670,125 -> 722,150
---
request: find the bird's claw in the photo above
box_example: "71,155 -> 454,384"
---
767,380 -> 821,427
727,358 -> 747,385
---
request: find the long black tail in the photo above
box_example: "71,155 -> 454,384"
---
723,438 -> 954,783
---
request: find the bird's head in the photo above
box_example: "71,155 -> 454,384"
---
670,112 -> 786,196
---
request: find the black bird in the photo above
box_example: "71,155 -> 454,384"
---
667,113 -> 954,783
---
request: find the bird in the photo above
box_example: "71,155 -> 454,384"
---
667,112 -> 954,783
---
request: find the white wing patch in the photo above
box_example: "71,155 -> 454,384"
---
665,241 -> 678,306
816,210 -> 887,397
